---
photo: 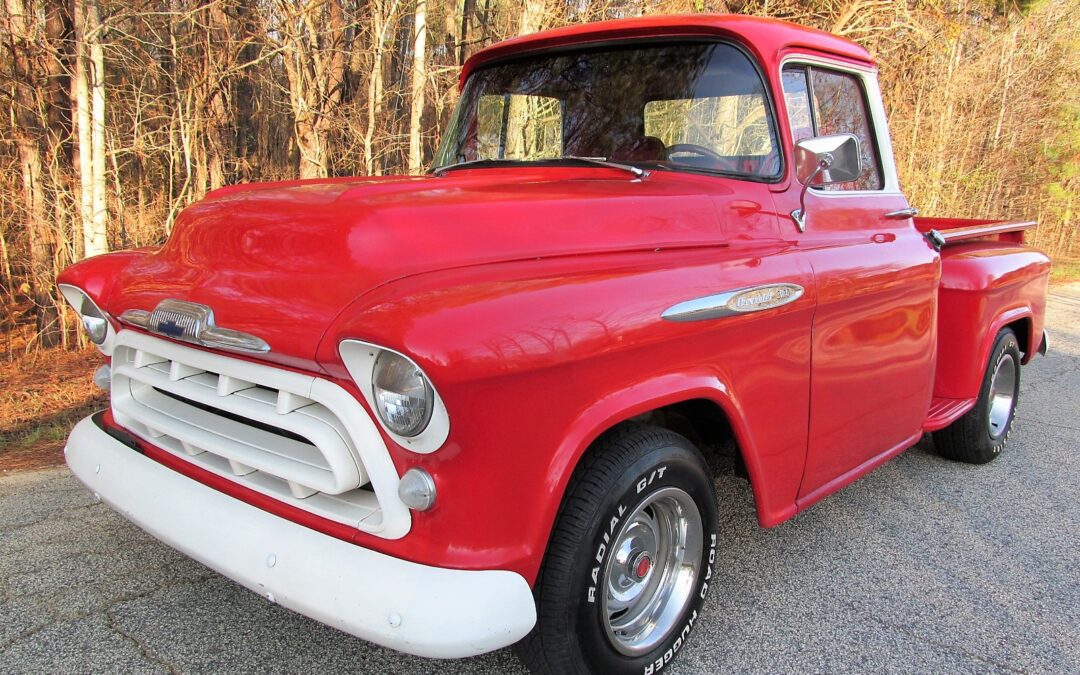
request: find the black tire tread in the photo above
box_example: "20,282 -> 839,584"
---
515,423 -> 707,674
932,328 -> 1020,464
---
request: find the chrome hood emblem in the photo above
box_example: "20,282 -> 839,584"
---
120,299 -> 271,354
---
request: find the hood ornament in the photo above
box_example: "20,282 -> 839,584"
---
120,299 -> 271,354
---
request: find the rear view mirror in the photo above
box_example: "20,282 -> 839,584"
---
795,134 -> 862,185
791,134 -> 862,231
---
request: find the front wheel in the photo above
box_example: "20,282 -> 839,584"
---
516,424 -> 718,674
933,327 -> 1021,464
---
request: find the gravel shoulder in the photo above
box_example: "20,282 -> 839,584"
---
2,284 -> 1078,674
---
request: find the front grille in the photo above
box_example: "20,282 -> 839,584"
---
109,330 -> 408,537
153,387 -> 315,446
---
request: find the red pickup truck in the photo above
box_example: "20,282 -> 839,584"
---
59,14 -> 1050,674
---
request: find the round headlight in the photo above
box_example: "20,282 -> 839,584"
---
59,284 -> 110,346
372,351 -> 434,437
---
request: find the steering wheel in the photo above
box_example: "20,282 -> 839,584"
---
665,143 -> 725,161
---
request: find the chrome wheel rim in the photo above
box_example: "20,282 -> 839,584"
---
601,486 -> 704,656
988,353 -> 1017,439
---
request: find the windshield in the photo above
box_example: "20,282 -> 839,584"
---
434,42 -> 781,178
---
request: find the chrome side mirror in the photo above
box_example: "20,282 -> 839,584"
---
790,133 -> 862,231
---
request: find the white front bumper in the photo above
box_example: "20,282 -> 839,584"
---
65,416 -> 536,659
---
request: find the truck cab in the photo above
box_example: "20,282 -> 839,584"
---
59,15 -> 1050,674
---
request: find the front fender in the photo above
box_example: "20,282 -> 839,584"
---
543,369 -> 796,534
56,249 -> 156,315
315,245 -> 813,582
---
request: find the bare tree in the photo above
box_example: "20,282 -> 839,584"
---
4,0 -> 62,345
1,0 -> 1078,352
72,0 -> 108,257
407,0 -> 427,172
276,0 -> 349,178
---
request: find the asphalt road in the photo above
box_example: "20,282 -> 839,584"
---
2,284 -> 1078,674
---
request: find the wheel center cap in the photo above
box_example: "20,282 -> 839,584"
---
632,553 -> 652,580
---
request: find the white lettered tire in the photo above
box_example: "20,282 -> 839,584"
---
515,424 -> 718,674
933,328 -> 1021,464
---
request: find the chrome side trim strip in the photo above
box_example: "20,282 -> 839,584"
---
662,283 -> 805,323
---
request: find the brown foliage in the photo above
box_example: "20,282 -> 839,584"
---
0,0 -> 1077,346
0,317 -> 106,471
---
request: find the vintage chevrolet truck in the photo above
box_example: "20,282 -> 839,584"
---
59,14 -> 1050,674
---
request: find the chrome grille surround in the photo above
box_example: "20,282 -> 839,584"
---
109,330 -> 411,539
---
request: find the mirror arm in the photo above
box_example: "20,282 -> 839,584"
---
790,154 -> 833,233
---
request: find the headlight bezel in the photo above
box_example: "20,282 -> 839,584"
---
59,283 -> 115,354
338,339 -> 450,454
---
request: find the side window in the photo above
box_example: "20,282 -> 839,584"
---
476,94 -> 562,161
781,65 -> 883,191
781,69 -> 815,145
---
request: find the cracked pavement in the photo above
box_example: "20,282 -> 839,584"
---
2,283 -> 1078,674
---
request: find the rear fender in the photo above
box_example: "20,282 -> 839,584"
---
934,242 -> 1049,399
983,308 -> 1033,364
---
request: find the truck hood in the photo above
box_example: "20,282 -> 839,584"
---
109,169 -> 726,370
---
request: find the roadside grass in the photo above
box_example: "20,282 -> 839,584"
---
1,320 -> 106,474
1050,257 -> 1080,284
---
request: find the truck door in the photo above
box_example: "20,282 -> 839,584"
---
775,60 -> 939,504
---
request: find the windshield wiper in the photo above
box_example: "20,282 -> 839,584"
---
431,158 -> 525,176
557,156 -> 650,179
432,156 -> 650,179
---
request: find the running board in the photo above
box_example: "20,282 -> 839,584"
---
923,397 -> 977,432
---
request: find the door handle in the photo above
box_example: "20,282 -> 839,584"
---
884,207 -> 919,219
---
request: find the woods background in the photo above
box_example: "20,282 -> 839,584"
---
2,0 -> 1078,349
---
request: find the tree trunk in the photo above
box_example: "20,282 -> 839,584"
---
279,0 -> 347,179
74,0 -> 108,258
205,1 -> 232,191
7,0 -> 61,345
89,0 -> 107,251
364,0 -> 399,175
519,0 -> 546,35
458,0 -> 474,65
73,0 -> 93,259
45,1 -> 75,269
407,0 -> 427,173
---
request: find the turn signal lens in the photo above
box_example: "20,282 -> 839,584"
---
372,351 -> 434,437
93,365 -> 111,390
398,468 -> 436,511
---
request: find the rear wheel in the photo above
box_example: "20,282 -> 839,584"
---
933,328 -> 1021,464
515,424 -> 718,674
